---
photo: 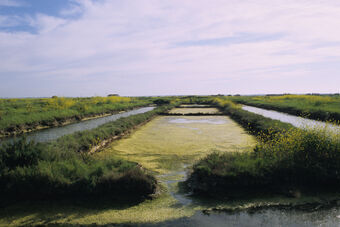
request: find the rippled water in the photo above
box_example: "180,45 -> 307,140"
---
0,106 -> 154,144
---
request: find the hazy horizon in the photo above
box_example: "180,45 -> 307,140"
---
1,0 -> 340,97
2,92 -> 340,99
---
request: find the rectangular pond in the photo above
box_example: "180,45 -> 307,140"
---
102,115 -> 256,174
169,108 -> 221,115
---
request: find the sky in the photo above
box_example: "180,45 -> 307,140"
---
1,0 -> 340,97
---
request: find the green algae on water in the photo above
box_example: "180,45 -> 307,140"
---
99,116 -> 256,174
0,192 -> 195,226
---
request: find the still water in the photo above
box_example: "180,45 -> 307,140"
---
242,105 -> 340,131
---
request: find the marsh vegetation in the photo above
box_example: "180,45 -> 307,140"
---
1,95 -> 340,226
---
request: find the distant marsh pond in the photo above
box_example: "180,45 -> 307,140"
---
169,108 -> 221,114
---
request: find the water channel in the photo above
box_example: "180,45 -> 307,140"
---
0,106 -> 154,144
242,105 -> 340,132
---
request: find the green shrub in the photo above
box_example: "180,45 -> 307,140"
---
0,140 -> 157,203
0,138 -> 43,170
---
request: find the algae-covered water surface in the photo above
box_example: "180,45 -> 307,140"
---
102,116 -> 255,174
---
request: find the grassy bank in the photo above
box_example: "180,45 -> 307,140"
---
229,94 -> 340,123
0,105 -> 173,205
0,96 -> 153,137
186,98 -> 340,197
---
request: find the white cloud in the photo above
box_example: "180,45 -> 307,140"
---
60,0 -> 84,16
0,0 -> 24,7
1,0 -> 340,97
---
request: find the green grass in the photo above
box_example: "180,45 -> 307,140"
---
229,94 -> 340,123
